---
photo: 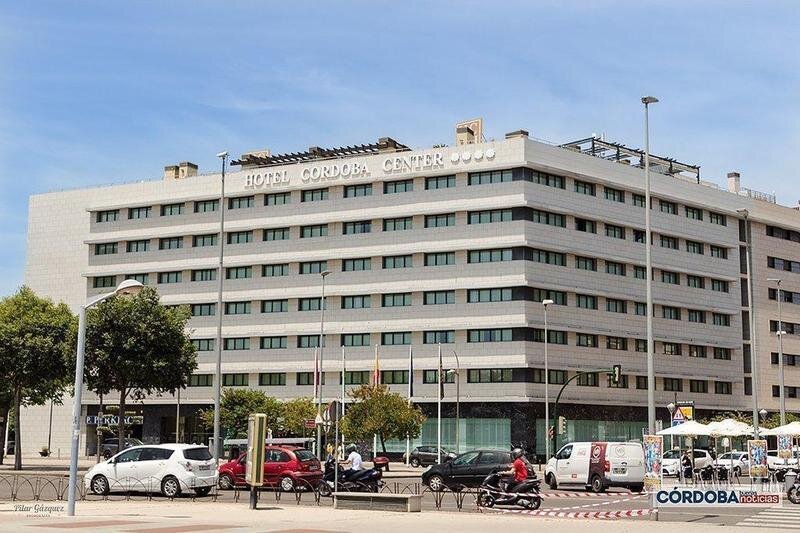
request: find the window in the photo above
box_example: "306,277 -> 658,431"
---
607,336 -> 628,350
660,235 -> 679,249
189,374 -> 213,387
467,369 -> 512,383
158,271 -> 182,284
381,370 -> 408,385
342,371 -> 370,385
689,345 -> 708,358
228,196 -> 254,209
606,261 -> 626,276
608,374 -> 629,388
191,303 -> 215,316
687,275 -> 705,288
426,175 -> 456,189
226,266 -> 252,280
715,381 -> 733,395
93,275 -> 116,288
265,192 -> 291,205
298,297 -> 324,311
469,209 -> 511,224
605,224 -> 625,239
532,329 -> 567,344
635,302 -> 647,316
425,213 -> 456,228
688,310 -> 706,323
126,240 -> 150,253
194,199 -> 218,213
382,332 -> 411,345
301,188 -> 328,202
259,373 -> 286,386
577,372 -> 599,386
160,203 -> 184,216
636,376 -> 649,389
225,301 -> 251,315
531,288 -> 567,305
685,206 -> 703,220
96,209 -> 118,222
384,179 -> 413,194
634,230 -> 646,244
714,347 -> 732,360
663,342 -> 682,356
382,293 -> 411,307
296,372 -> 320,386
263,228 -> 290,241
710,245 -> 728,259
342,295 -> 370,309
301,224 -> 328,238
468,329 -> 513,342
549,370 -> 567,385
606,299 -> 627,313
467,288 -> 512,303
223,373 -> 249,386
424,290 -> 455,305
686,240 -> 704,254
300,261 -> 327,274
95,242 -> 118,255
632,194 -> 646,207
531,209 -> 566,227
260,336 -> 287,349
423,330 -> 454,344
424,370 -> 455,383
576,333 -> 598,347
224,338 -> 250,351
193,234 -> 218,247
343,184 -> 372,198
634,266 -> 646,279
711,279 -> 729,293
471,249 -> 514,264
298,335 -> 323,348
383,255 -> 412,269
531,249 -> 566,266
159,237 -> 183,250
125,273 -> 148,284
709,212 -> 727,226
342,258 -> 371,271
661,271 -> 680,285
468,170 -> 512,185
576,294 -> 597,309
690,380 -> 708,393
383,217 -> 413,231
227,231 -> 252,244
604,187 -> 625,203
426,252 -> 456,266
574,180 -> 596,196
341,333 -> 371,347
343,221 -> 372,234
575,218 -> 596,233
659,200 -> 677,214
263,264 -> 288,277
261,299 -> 288,313
128,206 -> 151,219
663,378 -> 683,392
713,313 -> 731,326
531,170 -> 565,188
575,256 -> 597,271
662,306 -> 681,320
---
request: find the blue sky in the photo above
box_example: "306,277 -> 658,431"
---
1,1 -> 798,298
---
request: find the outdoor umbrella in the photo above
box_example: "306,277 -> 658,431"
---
657,421 -> 711,483
762,421 -> 800,436
707,419 -> 753,481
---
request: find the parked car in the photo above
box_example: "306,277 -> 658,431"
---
768,450 -> 799,471
422,449 -> 512,491
545,442 -> 644,493
404,446 -> 457,467
100,437 -> 143,459
662,449 -> 713,477
217,445 -> 322,492
84,444 -> 217,497
716,451 -> 749,476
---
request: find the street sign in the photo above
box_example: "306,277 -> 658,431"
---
304,419 -> 317,429
671,408 -> 686,426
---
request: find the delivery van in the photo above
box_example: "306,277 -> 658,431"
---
545,441 -> 645,493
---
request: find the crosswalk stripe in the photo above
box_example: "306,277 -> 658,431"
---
737,506 -> 800,529
738,525 -> 800,529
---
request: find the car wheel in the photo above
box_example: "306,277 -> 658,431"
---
91,475 -> 110,495
280,476 -> 295,492
545,473 -> 557,490
195,487 -> 211,497
161,476 -> 182,498
218,473 -> 234,490
590,474 -> 605,493
410,458 -> 421,468
630,483 -> 644,493
427,475 -> 445,492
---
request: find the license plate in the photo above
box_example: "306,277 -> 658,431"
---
199,465 -> 211,471
308,465 -> 318,470
613,468 -> 626,474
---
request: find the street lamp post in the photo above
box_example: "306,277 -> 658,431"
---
451,350 -> 461,454
641,95 -> 659,435
213,151 -> 228,464
316,270 -> 331,460
738,209 -> 760,439
542,299 -> 554,463
67,279 -> 143,516
768,278 -> 786,426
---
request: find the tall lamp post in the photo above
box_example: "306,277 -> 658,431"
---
542,299 -> 554,463
451,350 -> 461,454
737,208 -> 760,439
213,151 -> 228,464
641,95 -> 659,435
67,279 -> 143,516
316,270 -> 331,460
768,278 -> 786,425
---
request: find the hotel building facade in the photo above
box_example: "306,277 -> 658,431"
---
22,124 -> 800,457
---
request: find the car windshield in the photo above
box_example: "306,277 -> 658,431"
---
663,450 -> 680,459
183,447 -> 213,461
451,451 -> 480,466
295,450 -> 316,461
127,438 -> 144,446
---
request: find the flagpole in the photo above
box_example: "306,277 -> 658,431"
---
373,344 -> 379,459
340,346 -> 346,457
406,345 -> 412,466
437,343 -> 442,464
313,347 -> 319,458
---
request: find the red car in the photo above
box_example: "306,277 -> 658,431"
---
217,445 -> 322,492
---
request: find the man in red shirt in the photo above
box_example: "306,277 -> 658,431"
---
502,448 -> 528,492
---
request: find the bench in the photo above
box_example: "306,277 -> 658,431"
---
333,492 -> 422,512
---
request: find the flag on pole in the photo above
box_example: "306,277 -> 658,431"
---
372,344 -> 381,387
437,343 -> 444,400
407,346 -> 413,401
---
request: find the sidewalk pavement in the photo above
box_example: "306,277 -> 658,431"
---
0,499 -> 776,533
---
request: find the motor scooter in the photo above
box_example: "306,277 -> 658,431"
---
786,468 -> 800,504
478,470 -> 542,510
317,457 -> 383,497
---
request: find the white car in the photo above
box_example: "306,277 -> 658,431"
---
767,450 -> 799,471
662,449 -> 713,477
716,451 -> 749,476
84,444 -> 217,497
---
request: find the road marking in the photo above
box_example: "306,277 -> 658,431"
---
737,506 -> 800,529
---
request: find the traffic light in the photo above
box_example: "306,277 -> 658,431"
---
558,416 -> 566,434
611,364 -> 622,385
548,426 -> 554,439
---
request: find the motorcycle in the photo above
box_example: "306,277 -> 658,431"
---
786,469 -> 800,504
317,457 -> 383,497
478,470 -> 542,510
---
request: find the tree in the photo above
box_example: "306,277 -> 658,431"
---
0,287 -> 76,470
280,397 -> 317,436
340,385 -> 426,453
198,389 -> 282,439
83,286 -> 196,447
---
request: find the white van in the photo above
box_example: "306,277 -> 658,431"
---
545,441 -> 645,493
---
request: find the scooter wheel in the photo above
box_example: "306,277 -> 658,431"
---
520,497 -> 541,511
479,493 -> 496,508
788,487 -> 800,505
317,482 -> 332,498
